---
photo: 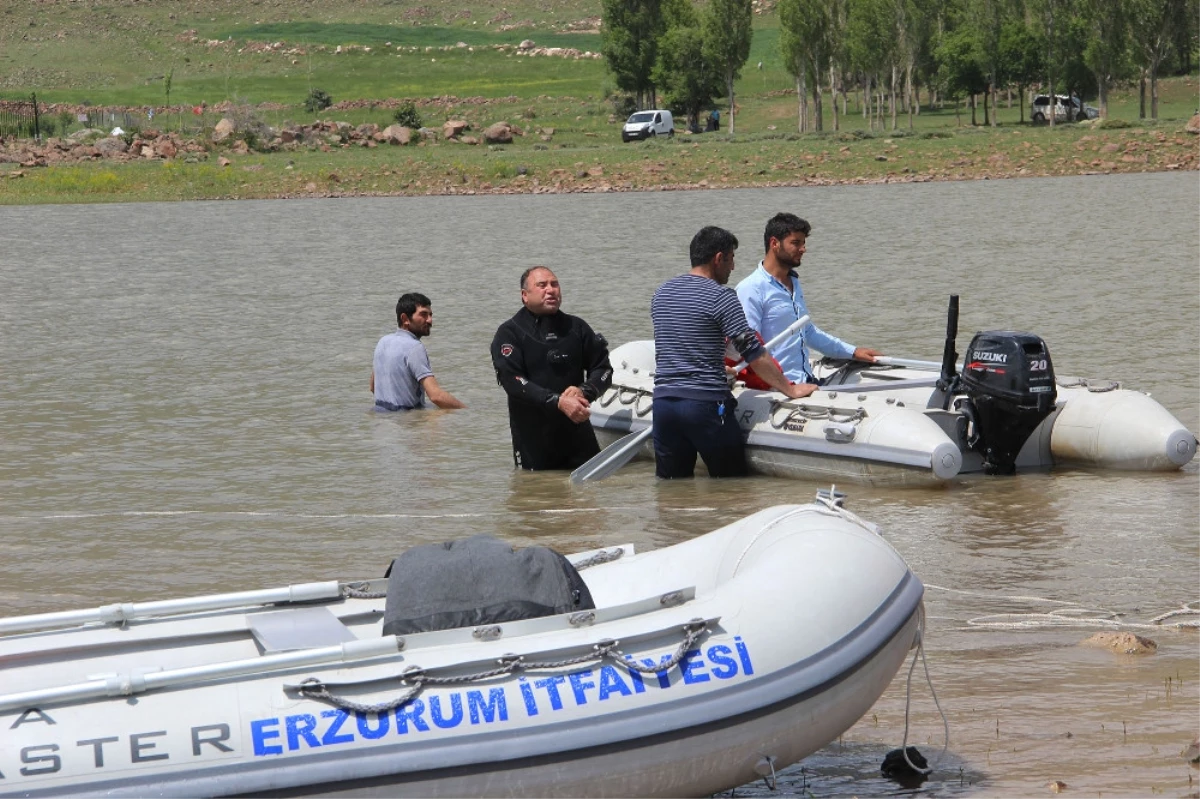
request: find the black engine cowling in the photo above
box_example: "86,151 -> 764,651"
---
958,331 -> 1057,475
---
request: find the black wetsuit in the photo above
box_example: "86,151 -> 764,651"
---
490,307 -> 613,470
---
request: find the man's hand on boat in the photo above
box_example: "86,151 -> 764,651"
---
853,346 -> 884,363
749,351 -> 819,399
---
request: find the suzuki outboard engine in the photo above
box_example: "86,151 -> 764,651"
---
958,331 -> 1057,475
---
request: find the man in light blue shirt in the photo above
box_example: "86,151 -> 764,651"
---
735,213 -> 882,384
370,292 -> 466,411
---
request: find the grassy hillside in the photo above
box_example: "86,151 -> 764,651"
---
0,1 -> 1195,204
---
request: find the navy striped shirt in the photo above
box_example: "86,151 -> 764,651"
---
651,273 -> 764,400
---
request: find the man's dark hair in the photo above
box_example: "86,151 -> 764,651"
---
763,212 -> 812,252
396,292 -> 431,326
689,226 -> 739,267
519,266 -> 555,290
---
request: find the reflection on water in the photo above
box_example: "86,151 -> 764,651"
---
0,173 -> 1196,797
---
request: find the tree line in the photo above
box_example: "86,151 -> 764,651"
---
600,0 -> 1198,132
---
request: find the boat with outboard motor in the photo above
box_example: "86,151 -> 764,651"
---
0,496 -> 924,798
589,298 -> 1196,486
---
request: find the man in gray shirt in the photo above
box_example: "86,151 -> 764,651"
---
371,292 -> 466,410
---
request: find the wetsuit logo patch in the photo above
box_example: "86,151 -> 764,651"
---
500,344 -> 514,357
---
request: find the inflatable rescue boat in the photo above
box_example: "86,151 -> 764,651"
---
0,498 -> 923,798
591,300 -> 1196,486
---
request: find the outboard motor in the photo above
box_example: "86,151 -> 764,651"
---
958,331 -> 1057,475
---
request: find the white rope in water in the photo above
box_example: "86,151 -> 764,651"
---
925,585 -> 1200,631
900,604 -> 950,775
2,506 -> 719,522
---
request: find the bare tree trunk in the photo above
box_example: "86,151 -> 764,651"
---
813,74 -> 824,132
727,74 -> 736,135
905,61 -> 914,129
831,67 -> 840,131
1150,64 -> 1159,119
890,65 -> 898,130
798,73 -> 807,132
1139,69 -> 1147,118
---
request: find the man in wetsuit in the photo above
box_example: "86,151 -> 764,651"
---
491,267 -> 613,470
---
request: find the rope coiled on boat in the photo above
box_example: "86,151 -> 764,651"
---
292,619 -> 709,715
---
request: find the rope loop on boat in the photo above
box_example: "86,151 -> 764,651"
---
341,581 -> 387,599
598,389 -> 618,407
572,547 -> 626,571
1057,376 -> 1120,392
770,401 -> 865,430
290,619 -> 710,714
614,386 -> 653,417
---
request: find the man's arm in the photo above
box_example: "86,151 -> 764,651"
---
419,375 -> 466,409
578,321 -> 613,402
747,352 -> 817,399
490,325 -> 562,412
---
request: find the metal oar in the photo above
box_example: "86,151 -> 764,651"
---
873,356 -> 941,370
570,315 -> 809,484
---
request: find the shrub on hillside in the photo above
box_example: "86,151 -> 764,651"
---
393,101 -> 423,129
304,88 -> 333,113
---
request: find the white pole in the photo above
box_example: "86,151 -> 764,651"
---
0,582 -> 345,636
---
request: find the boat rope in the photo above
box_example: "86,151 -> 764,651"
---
769,401 -> 866,429
613,386 -> 654,417
1056,376 -> 1120,392
899,604 -> 949,776
340,582 -> 387,600
292,619 -> 709,715
572,547 -> 626,571
926,585 -> 1200,630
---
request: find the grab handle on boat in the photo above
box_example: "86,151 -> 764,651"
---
0,581 -> 345,636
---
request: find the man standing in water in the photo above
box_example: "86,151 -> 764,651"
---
650,226 -> 813,479
491,266 -> 612,470
737,213 -> 882,384
371,292 -> 466,410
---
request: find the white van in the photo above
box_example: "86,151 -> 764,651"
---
621,109 -> 674,142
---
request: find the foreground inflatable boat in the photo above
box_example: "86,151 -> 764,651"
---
592,329 -> 1196,487
0,499 -> 923,798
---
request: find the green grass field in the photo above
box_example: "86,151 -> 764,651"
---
0,1 -> 1195,204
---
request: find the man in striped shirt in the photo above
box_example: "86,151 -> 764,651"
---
650,226 -> 814,479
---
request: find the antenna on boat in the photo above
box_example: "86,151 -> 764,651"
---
935,294 -> 959,409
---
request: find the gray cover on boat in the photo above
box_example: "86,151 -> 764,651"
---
382,535 -> 595,636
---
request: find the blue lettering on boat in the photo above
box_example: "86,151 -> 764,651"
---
519,678 -> 539,716
706,644 -> 739,678
466,689 -> 507,724
597,665 -> 632,700
247,638 -> 755,757
680,650 -> 710,684
394,698 -> 429,734
532,676 -> 566,710
429,694 -> 463,729
250,719 -> 282,756
356,711 -> 389,739
320,710 -> 354,745
568,671 -> 595,705
285,714 -> 320,750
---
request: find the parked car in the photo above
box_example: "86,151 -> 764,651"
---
621,109 -> 674,142
1031,94 -> 1099,123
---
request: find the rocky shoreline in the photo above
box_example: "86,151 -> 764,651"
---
2,112 -> 1197,199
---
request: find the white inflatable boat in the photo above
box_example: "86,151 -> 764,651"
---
591,329 -> 1196,487
0,498 -> 924,798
